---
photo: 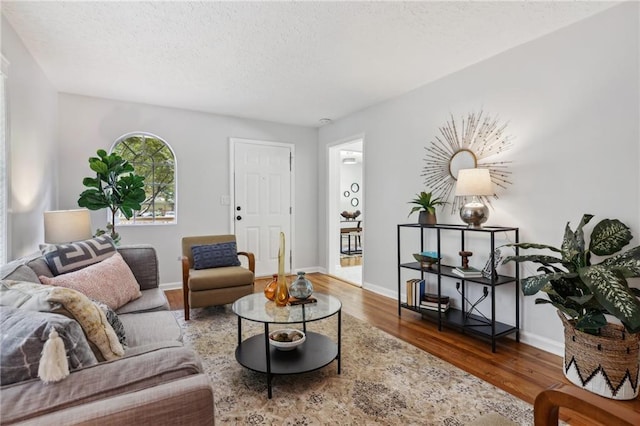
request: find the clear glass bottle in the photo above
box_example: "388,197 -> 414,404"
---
289,271 -> 313,300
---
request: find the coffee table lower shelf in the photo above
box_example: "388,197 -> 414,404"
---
235,331 -> 339,397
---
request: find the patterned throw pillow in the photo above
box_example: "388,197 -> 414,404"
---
46,287 -> 124,361
39,252 -> 142,310
0,281 -> 123,363
0,306 -> 98,385
42,235 -> 116,276
192,242 -> 241,270
92,300 -> 126,346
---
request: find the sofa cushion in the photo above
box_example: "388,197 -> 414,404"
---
191,242 -> 241,269
0,346 -> 203,425
39,252 -> 142,310
117,245 -> 159,290
188,265 -> 254,291
2,264 -> 40,283
118,311 -> 182,347
115,288 -> 169,314
42,235 -> 116,276
0,306 -> 98,385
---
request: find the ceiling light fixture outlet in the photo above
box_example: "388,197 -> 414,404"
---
319,118 -> 332,126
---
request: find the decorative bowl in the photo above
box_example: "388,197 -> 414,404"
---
413,252 -> 440,269
268,329 -> 306,351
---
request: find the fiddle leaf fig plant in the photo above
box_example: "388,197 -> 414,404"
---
502,214 -> 640,334
408,191 -> 447,217
78,149 -> 146,244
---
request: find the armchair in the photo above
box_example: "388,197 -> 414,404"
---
181,234 -> 255,320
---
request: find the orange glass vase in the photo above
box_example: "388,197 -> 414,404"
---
274,232 -> 289,307
264,274 -> 278,301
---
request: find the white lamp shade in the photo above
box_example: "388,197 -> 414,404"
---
44,209 -> 93,244
455,168 -> 493,196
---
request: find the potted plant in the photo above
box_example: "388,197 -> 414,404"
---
408,191 -> 447,225
77,149 -> 146,244
503,214 -> 640,399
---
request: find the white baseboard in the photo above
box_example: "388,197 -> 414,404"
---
160,281 -> 181,291
518,331 -> 564,357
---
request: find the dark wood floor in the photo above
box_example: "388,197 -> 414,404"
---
167,273 -> 633,425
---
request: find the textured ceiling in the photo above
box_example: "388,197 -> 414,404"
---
2,1 -> 617,127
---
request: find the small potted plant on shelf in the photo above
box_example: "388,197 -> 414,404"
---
502,214 -> 640,400
408,191 -> 447,225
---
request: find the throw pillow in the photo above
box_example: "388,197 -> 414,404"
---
39,252 -> 142,310
42,235 -> 116,276
92,300 -> 126,346
0,305 -> 98,385
0,280 -> 124,361
192,242 -> 241,270
46,286 -> 124,361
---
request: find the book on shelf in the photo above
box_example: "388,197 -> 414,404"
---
452,266 -> 483,277
406,278 -> 425,307
419,302 -> 450,312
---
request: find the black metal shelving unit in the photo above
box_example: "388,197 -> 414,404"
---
397,223 -> 520,352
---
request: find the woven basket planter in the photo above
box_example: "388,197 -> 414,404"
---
559,311 -> 640,400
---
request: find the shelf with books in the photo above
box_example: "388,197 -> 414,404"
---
396,223 -> 520,352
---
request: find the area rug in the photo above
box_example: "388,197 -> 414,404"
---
174,306 -> 533,425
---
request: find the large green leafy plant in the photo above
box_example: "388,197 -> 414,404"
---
503,214 -> 640,334
78,149 -> 146,244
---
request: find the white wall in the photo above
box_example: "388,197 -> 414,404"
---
340,161 -> 362,213
1,17 -> 58,260
57,94 -> 318,285
318,3 -> 639,354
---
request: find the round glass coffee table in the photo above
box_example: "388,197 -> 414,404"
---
232,292 -> 342,398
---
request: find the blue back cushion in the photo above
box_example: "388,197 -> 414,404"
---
191,242 -> 241,270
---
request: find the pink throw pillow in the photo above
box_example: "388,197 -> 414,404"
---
40,252 -> 141,310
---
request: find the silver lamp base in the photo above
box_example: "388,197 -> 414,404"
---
459,199 -> 489,228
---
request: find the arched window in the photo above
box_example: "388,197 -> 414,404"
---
111,133 -> 176,225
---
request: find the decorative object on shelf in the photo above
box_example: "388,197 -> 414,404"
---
43,209 -> 93,244
351,198 -> 359,207
459,250 -> 473,269
422,110 -> 513,214
77,149 -> 146,244
503,214 -> 640,399
481,248 -> 503,279
275,232 -> 289,307
412,252 -> 440,269
407,191 -> 447,225
268,329 -> 305,351
452,266 -> 483,278
455,168 -> 493,228
289,271 -> 314,300
341,210 -> 361,220
343,191 -> 350,197
351,182 -> 360,193
263,274 -> 278,301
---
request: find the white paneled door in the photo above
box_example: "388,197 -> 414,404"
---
232,139 -> 292,277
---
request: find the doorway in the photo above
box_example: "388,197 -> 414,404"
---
328,138 -> 363,286
231,138 -> 293,277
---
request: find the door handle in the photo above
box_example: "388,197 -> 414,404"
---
236,215 -> 242,221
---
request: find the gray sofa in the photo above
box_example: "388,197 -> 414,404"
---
0,245 -> 214,425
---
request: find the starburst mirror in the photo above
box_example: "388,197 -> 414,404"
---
422,111 -> 513,214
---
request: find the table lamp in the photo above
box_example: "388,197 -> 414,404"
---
44,209 -> 93,244
455,168 -> 493,228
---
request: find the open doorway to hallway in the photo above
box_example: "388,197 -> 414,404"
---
328,138 -> 363,286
